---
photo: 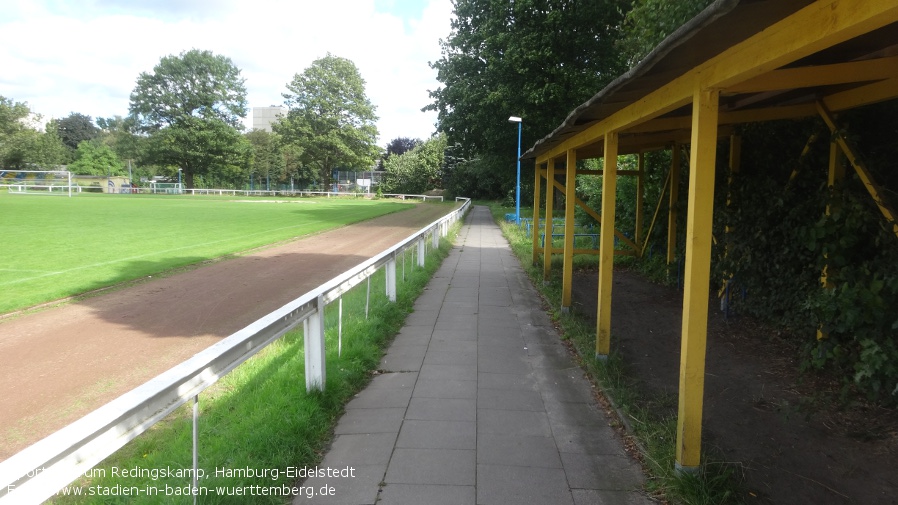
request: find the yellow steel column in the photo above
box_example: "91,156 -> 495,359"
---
532,163 -> 543,266
596,132 -> 619,358
676,86 -> 720,471
721,135 -> 741,305
818,141 -> 844,339
543,159 -> 556,282
635,152 -> 645,251
667,144 -> 681,265
561,149 -> 577,311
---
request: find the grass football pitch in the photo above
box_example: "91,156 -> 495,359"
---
0,193 -> 412,315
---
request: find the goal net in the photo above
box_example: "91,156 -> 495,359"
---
2,170 -> 75,196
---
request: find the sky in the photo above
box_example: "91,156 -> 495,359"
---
0,0 -> 453,145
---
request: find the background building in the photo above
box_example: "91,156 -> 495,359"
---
251,106 -> 287,132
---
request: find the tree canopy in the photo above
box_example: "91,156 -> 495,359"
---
128,49 -> 249,188
381,134 -> 446,195
68,140 -> 124,176
276,53 -> 379,190
426,0 -> 625,198
0,96 -> 67,169
54,112 -> 100,151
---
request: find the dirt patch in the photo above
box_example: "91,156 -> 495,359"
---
571,268 -> 898,504
0,203 -> 455,460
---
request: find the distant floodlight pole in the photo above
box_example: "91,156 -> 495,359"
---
508,116 -> 523,224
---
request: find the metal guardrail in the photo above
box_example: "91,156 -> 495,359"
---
0,198 -> 471,504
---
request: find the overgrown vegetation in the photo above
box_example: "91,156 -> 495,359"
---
52,219 -> 460,504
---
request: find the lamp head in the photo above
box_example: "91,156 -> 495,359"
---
508,116 -> 522,123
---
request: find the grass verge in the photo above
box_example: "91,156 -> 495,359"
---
486,202 -> 745,505
49,218 -> 462,505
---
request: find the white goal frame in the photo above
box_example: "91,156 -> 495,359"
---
2,170 -> 74,197
149,181 -> 184,194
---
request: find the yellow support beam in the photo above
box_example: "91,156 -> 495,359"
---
532,164 -> 544,266
636,152 -> 645,249
817,101 -> 898,237
676,87 -> 720,471
727,56 -> 898,93
667,143 -> 680,265
543,159 -> 557,282
720,134 -> 741,302
596,132 -> 619,358
561,149 -> 577,311
818,141 -> 845,341
534,0 -> 898,163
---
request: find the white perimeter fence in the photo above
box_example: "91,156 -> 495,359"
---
0,197 -> 471,504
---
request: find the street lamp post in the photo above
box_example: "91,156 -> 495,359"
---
508,116 -> 523,224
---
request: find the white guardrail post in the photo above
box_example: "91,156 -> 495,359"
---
0,198 -> 471,505
305,295 -> 327,392
417,237 -> 426,267
386,253 -> 397,302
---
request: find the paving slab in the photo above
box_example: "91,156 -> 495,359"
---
296,206 -> 652,505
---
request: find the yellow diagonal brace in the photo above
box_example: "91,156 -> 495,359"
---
548,178 -> 638,252
641,166 -> 672,258
816,101 -> 898,237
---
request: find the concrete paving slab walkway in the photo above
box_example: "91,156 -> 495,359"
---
296,206 -> 653,505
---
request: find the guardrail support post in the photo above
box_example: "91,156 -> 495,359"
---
305,295 -> 326,392
418,237 -> 425,267
386,255 -> 397,302
431,227 -> 439,249
192,394 -> 199,505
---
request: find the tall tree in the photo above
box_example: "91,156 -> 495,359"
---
426,0 -> 626,198
97,115 -> 145,164
385,137 -> 420,158
276,54 -> 379,190
382,134 -> 447,194
128,49 -> 249,188
54,112 -> 99,151
617,0 -> 714,67
0,97 -> 67,169
68,140 -> 124,176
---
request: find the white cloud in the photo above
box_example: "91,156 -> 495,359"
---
0,0 -> 453,145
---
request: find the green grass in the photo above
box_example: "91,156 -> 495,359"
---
0,193 -> 412,314
50,218 -> 462,504
486,201 -> 746,505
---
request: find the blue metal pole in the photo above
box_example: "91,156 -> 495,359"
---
516,121 -> 522,224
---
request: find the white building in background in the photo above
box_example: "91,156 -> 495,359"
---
251,106 -> 287,132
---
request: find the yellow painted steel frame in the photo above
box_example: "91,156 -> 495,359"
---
528,0 -> 898,471
818,141 -> 844,340
641,167 -> 672,258
596,133 -> 619,357
546,177 -> 638,252
561,150 -> 577,311
543,159 -> 557,281
636,153 -> 645,248
532,165 -> 543,266
667,144 -> 681,265
817,101 -> 898,237
676,87 -> 720,469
